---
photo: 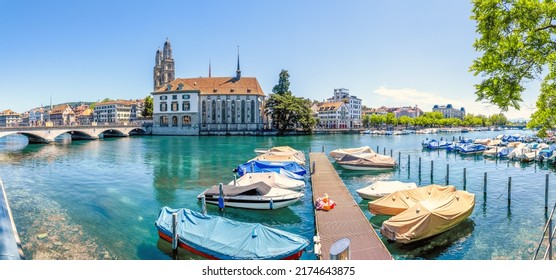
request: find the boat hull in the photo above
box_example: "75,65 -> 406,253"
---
202,195 -> 302,210
338,163 -> 395,171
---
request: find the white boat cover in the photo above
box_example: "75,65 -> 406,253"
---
203,182 -> 273,196
368,184 -> 475,243
336,152 -> 396,169
229,172 -> 305,191
249,152 -> 306,165
329,146 -> 375,160
356,181 -> 418,200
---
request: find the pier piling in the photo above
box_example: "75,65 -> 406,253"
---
483,172 -> 487,196
463,168 -> 467,190
508,177 -> 512,206
172,212 -> 178,260
446,164 -> 449,185
431,160 -> 434,183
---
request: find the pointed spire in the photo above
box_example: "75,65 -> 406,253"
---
236,46 -> 241,79
209,59 -> 212,77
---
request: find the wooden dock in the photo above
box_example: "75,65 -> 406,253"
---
309,152 -> 392,260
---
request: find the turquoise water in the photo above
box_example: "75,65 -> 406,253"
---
0,130 -> 554,260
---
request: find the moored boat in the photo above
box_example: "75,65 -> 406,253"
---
197,181 -> 304,210
356,180 -> 418,200
236,161 -> 307,180
329,146 -> 375,160
335,152 -> 396,170
368,184 -> 475,244
155,207 -> 309,259
228,172 -> 305,191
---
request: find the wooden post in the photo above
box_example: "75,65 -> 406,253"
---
483,172 -> 487,196
383,147 -> 386,155
546,174 -> 549,211
377,145 -> 379,153
407,154 -> 410,169
398,151 -> 401,166
463,168 -> 467,190
418,157 -> 422,175
322,146 -> 325,153
446,164 -> 449,185
390,149 -> 393,157
233,174 -> 237,186
172,212 -> 178,260
312,160 -> 316,174
508,177 -> 512,205
548,219 -> 553,260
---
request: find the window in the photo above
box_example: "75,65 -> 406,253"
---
159,116 -> 168,126
251,100 -> 255,123
231,100 -> 236,124
160,102 -> 167,112
241,100 -> 246,123
182,94 -> 190,99
172,95 -> 177,100
211,100 -> 216,123
202,100 -> 207,124
221,100 -> 226,123
172,116 -> 178,127
160,96 -> 167,100
182,115 -> 191,126
171,102 -> 178,111
182,101 -> 190,111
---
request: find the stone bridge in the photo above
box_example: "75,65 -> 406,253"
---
0,124 -> 149,144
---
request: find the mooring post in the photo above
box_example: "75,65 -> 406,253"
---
462,168 -> 467,190
390,149 -> 393,157
322,146 -> 325,153
446,164 -> 449,185
312,160 -> 316,174
431,160 -> 434,183
418,157 -> 421,175
172,212 -> 178,260
218,183 -> 225,211
495,146 -> 498,160
407,154 -> 410,169
233,174 -> 237,186
377,145 -> 379,153
383,147 -> 386,155
483,172 -> 487,196
201,195 -> 207,215
546,174 -> 550,211
508,177 -> 512,206
549,219 -> 553,260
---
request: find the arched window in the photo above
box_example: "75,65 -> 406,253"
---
201,100 -> 207,124
231,100 -> 236,124
212,100 -> 217,123
182,115 -> 191,126
251,100 -> 255,123
172,116 -> 178,126
160,116 -> 168,127
221,100 -> 227,123
241,100 -> 246,123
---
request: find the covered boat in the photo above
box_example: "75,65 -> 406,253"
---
254,146 -> 304,156
228,172 -> 305,191
356,180 -> 418,200
458,143 -> 486,155
249,152 -> 306,165
0,178 -> 24,260
197,181 -> 304,210
155,207 -> 309,260
329,146 -> 375,160
236,161 -> 307,180
336,152 -> 396,170
368,184 -> 475,244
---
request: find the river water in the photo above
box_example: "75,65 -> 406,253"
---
0,129 -> 553,260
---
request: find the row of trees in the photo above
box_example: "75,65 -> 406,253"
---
362,111 -> 509,129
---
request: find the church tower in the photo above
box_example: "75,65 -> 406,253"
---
153,38 -> 175,91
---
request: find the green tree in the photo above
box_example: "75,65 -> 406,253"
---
143,95 -> 153,117
265,70 -> 316,134
470,0 -> 556,136
385,112 -> 398,126
489,113 -> 508,126
398,116 -> 414,128
362,115 -> 371,128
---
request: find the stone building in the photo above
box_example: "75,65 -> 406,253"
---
49,104 -> 75,125
432,104 -> 465,119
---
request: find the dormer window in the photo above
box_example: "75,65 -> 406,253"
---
177,83 -> 184,90
230,89 -> 235,93
247,89 -> 251,93
166,84 -> 172,91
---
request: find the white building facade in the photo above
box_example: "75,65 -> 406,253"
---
317,101 -> 349,129
94,101 -> 131,124
152,82 -> 200,135
327,88 -> 362,128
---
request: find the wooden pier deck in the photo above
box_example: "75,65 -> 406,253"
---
310,152 -> 392,260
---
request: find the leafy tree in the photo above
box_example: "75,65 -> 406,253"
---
470,0 -> 556,136
489,113 -> 508,126
143,95 -> 153,117
385,112 -> 398,126
362,115 -> 371,128
398,116 -> 414,128
89,102 -> 96,110
265,69 -> 316,134
101,98 -> 112,103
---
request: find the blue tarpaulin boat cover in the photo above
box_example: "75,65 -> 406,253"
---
155,207 -> 309,260
236,161 -> 307,180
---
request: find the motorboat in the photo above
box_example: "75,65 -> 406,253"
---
368,184 -> 475,244
356,180 -> 418,200
228,172 -> 305,191
236,161 -> 307,180
249,151 -> 305,165
329,146 -> 375,160
458,144 -> 486,155
335,152 -> 396,170
197,181 -> 304,210
155,207 -> 309,259
253,146 -> 304,157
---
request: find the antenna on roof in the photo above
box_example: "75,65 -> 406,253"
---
209,59 -> 212,78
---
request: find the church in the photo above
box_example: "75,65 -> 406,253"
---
151,39 -> 267,135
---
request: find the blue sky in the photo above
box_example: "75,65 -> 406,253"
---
0,0 -> 537,119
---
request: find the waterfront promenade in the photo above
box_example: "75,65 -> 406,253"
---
309,152 -> 392,260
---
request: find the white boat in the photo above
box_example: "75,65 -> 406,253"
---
249,151 -> 306,165
197,182 -> 303,210
329,146 -> 375,160
356,181 -> 418,200
228,172 -> 305,191
336,152 -> 396,170
254,146 -> 304,156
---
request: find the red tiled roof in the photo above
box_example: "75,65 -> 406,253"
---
154,77 -> 265,97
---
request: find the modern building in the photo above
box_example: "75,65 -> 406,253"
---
317,101 -> 349,129
49,104 -> 75,125
93,100 -> 131,124
433,104 -> 465,119
151,39 -> 266,135
326,88 -> 362,128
